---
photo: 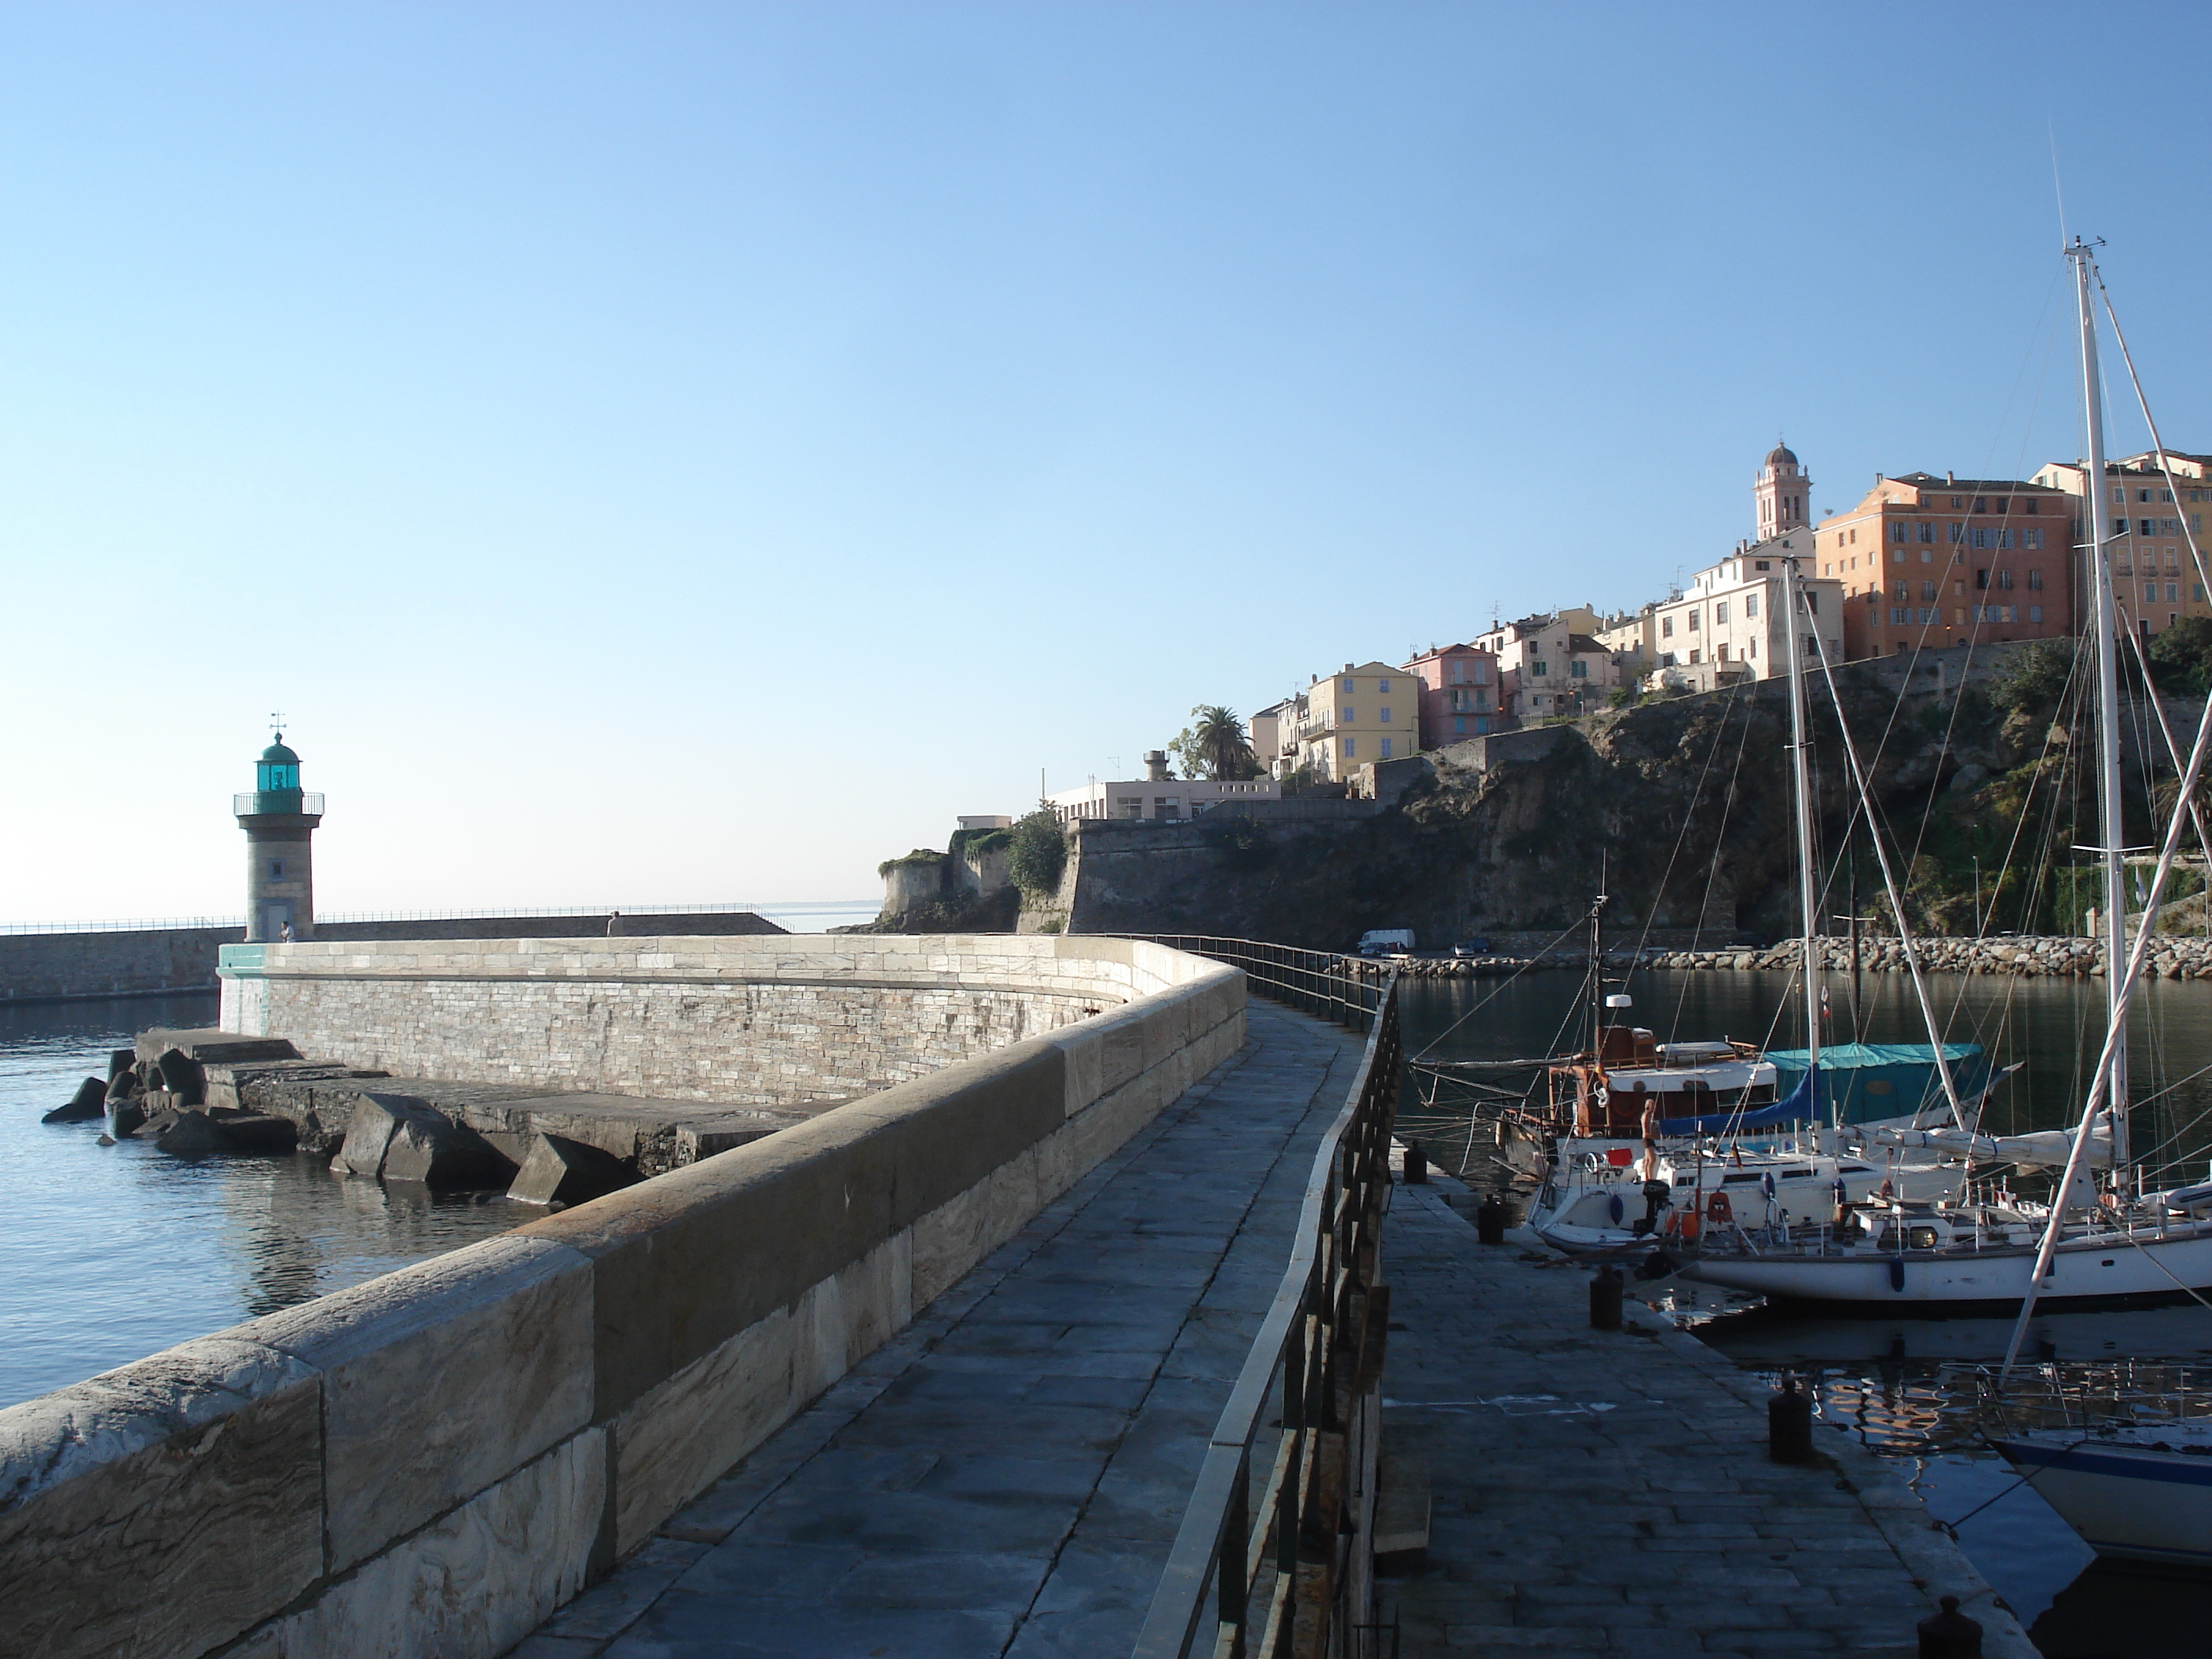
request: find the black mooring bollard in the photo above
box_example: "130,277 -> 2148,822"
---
1917,1595 -> 1983,1658
1403,1142 -> 1427,1185
1475,1195 -> 1507,1246
1588,1265 -> 1623,1331
1769,1375 -> 1815,1464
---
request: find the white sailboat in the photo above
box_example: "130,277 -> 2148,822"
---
1683,238 -> 2212,1312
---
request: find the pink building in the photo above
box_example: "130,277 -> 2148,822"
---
1401,643 -> 1503,749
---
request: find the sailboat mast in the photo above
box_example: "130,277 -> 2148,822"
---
2071,238 -> 2131,1155
1785,554 -> 1826,1119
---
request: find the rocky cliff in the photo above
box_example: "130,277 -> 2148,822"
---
870,643 -> 2201,953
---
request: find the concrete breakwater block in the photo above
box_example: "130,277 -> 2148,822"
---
42,1078 -> 107,1123
154,1110 -> 301,1158
153,1049 -> 206,1108
507,1133 -> 640,1207
337,1093 -> 517,1189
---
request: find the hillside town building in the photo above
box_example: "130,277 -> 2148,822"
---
1470,610 -> 1617,720
2034,454 -> 2210,636
1816,472 -> 2075,657
1399,643 -> 1503,747
1279,662 -> 1421,779
1646,538 -> 1843,690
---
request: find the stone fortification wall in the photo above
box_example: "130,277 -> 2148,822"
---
0,925 -> 240,1004
0,912 -> 788,1006
220,936 -> 1159,1108
0,938 -> 1244,1659
1643,932 -> 2212,980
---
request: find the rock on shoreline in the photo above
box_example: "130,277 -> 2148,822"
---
1359,935 -> 2212,981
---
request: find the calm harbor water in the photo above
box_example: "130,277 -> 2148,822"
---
0,994 -> 521,1409
1398,969 -> 2212,1651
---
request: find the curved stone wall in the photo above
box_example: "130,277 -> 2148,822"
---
219,935 -> 1188,1108
5,937 -> 1245,1659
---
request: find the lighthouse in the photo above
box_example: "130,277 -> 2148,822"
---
236,731 -> 324,942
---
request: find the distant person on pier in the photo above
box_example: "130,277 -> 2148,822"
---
278,920 -> 293,943
606,910 -> 621,937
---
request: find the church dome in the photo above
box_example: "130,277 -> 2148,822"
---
1766,443 -> 1799,469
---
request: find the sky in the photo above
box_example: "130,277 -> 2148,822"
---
5,1 -> 2211,924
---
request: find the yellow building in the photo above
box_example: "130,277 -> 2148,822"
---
1288,661 -> 1420,780
2036,453 -> 2212,636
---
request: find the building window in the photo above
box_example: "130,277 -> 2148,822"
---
2198,585 -> 2208,603
1343,738 -> 1355,759
2025,529 -> 2043,549
1755,559 -> 1770,570
1686,610 -> 1699,631
1891,607 -> 1906,624
2146,586 -> 2159,605
2170,583 -> 2181,602
2113,518 -> 2130,536
1976,569 -> 1988,589
1448,662 -> 1463,684
1804,591 -> 1819,613
1688,649 -> 1701,665
1380,738 -> 1393,759
1569,661 -> 1588,678
2112,485 -> 2126,504
1745,593 -> 1759,617
1661,617 -> 1673,638
1891,521 -> 1906,543
1921,548 -> 1933,564
2029,606 -> 2043,623
1453,716 -> 1466,735
1378,677 -> 1390,692
1379,706 -> 1391,723
1530,661 -> 1548,677
269,860 -> 285,878
1919,522 -> 1934,542
1716,643 -> 1730,661
1714,600 -> 1729,624
1998,569 -> 2015,590
1342,707 -> 1354,723
1341,678 -> 1353,693
1747,639 -> 1756,659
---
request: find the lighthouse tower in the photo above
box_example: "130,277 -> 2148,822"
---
236,731 -> 324,942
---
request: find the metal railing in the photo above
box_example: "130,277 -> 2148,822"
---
232,792 -> 325,816
1108,936 -> 1391,1031
1134,970 -> 1401,1657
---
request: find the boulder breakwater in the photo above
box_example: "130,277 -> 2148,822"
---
1364,933 -> 2212,980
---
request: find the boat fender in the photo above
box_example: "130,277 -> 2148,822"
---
1606,1192 -> 1624,1225
1706,1191 -> 1733,1225
1680,1209 -> 1701,1243
1888,1257 -> 1906,1293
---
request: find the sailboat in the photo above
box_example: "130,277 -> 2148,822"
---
1683,238 -> 2212,1312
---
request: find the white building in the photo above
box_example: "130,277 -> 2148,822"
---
1470,610 -> 1619,721
1648,533 -> 1844,691
1046,777 -> 1281,824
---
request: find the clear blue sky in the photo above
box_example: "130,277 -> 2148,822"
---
5,2 -> 2208,922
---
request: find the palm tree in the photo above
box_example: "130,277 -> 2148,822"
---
1181,705 -> 1255,781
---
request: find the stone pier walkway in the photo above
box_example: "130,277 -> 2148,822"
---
1377,1176 -> 2039,1657
516,1002 -> 1364,1659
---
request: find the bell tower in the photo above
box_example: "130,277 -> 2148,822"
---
236,728 -> 324,942
1756,441 -> 1811,542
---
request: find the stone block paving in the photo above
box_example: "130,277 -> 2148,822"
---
513,1002 -> 1363,1659
1377,1177 -> 2038,1657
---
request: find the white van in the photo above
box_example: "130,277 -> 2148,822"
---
1357,928 -> 1415,957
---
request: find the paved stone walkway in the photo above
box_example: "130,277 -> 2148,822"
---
515,1002 -> 1363,1659
1377,1175 -> 2038,1657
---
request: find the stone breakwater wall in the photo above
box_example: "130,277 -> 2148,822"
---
0,936 -> 1244,1659
1366,935 -> 2212,980
0,912 -> 789,1006
218,936 -> 1155,1109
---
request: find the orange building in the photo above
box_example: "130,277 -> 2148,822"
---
2033,454 -> 2212,638
1815,473 -> 2075,659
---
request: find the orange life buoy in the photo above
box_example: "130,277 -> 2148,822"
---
1706,1189 -> 1734,1224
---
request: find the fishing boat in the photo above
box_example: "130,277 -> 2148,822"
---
1684,238 -> 2212,1313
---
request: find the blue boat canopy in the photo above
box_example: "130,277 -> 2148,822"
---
1654,1042 -> 1990,1136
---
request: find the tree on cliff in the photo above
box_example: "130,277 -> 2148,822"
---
1170,705 -> 1258,781
1006,809 -> 1068,903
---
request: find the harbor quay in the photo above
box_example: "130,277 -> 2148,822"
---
0,938 -> 2027,1657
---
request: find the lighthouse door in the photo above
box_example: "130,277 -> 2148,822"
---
262,903 -> 292,942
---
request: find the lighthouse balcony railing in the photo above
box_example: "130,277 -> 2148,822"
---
233,791 -> 324,816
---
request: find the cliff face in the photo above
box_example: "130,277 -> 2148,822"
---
1060,646 -> 2120,950
862,643 -> 2192,951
